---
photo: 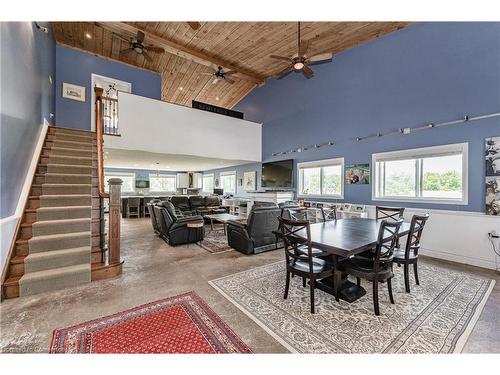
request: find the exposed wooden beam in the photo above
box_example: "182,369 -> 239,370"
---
96,22 -> 266,85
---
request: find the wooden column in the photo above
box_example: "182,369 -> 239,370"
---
107,178 -> 123,265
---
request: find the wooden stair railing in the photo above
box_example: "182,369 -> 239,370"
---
92,87 -> 124,280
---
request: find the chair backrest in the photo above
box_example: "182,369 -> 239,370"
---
280,206 -> 307,221
171,196 -> 190,211
153,205 -> 169,235
278,216 -> 315,271
373,219 -> 403,271
376,206 -> 405,221
189,195 -> 205,209
148,203 -> 158,231
246,207 -> 282,247
128,197 -> 140,208
205,196 -> 220,207
403,214 -> 429,258
252,201 -> 278,209
320,206 -> 337,222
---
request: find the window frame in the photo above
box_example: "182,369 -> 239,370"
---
220,171 -> 237,194
104,172 -> 136,193
148,173 -> 177,193
372,143 -> 468,205
202,173 -> 214,193
297,157 -> 344,199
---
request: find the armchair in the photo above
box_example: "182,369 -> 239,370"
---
154,202 -> 204,246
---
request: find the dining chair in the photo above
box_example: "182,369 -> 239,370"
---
126,197 -> 140,218
278,216 -> 334,314
338,219 -> 403,316
393,213 -> 429,293
143,197 -> 153,217
376,206 -> 405,221
320,206 -> 337,222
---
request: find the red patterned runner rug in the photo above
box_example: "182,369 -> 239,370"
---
50,291 -> 252,353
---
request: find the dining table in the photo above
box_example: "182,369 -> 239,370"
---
294,218 -> 411,303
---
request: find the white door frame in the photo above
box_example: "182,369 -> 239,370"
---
90,73 -> 132,131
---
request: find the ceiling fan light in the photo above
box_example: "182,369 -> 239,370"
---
134,46 -> 143,53
293,62 -> 304,70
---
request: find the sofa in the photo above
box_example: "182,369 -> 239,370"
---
226,205 -> 282,255
170,195 -> 228,216
153,202 -> 204,246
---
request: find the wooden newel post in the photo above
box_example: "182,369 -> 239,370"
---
107,178 -> 123,266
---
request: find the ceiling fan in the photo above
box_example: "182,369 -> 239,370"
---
270,22 -> 333,79
201,66 -> 237,85
115,30 -> 165,62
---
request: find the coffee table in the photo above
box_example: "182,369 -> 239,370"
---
203,213 -> 245,235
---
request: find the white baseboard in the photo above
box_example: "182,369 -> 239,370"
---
419,247 -> 498,271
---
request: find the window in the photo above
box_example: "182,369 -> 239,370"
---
104,172 -> 135,193
220,171 -> 236,194
373,143 -> 468,204
298,158 -> 344,198
202,174 -> 214,193
149,174 -> 176,192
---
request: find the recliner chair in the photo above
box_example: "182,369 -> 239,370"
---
154,202 -> 204,246
226,206 -> 282,255
170,196 -> 193,216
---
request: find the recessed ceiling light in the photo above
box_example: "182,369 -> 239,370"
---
215,96 -> 220,101
179,87 -> 183,91
85,32 -> 92,39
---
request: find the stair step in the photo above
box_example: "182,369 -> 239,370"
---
43,146 -> 94,157
52,134 -> 95,143
42,164 -> 94,175
46,140 -> 95,149
39,183 -> 92,195
37,173 -> 92,184
31,218 -> 91,236
24,246 -> 90,273
18,263 -> 91,297
36,205 -> 91,221
50,127 -> 95,135
28,231 -> 91,253
37,194 -> 92,208
43,155 -> 93,166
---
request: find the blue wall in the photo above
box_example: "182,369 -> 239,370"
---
1,22 -> 55,218
55,45 -> 161,130
234,22 -> 500,212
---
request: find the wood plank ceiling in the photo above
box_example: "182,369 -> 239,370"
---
52,22 -> 411,109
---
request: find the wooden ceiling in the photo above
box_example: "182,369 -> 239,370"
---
52,22 -> 411,109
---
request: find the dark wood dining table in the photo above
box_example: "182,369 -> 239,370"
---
294,218 -> 411,303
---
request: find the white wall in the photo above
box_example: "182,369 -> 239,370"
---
363,205 -> 500,271
105,92 -> 262,162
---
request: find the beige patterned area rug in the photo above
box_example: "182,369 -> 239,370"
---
209,261 -> 495,353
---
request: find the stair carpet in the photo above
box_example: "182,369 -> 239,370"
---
17,128 -> 96,297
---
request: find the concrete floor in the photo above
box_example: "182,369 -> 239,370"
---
1,218 -> 499,353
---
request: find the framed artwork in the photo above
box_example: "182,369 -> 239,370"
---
62,82 -> 86,102
486,136 -> 500,176
486,177 -> 500,215
243,171 -> 257,191
346,163 -> 370,184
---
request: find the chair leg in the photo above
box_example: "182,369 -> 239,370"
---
387,278 -> 395,304
404,264 -> 410,293
310,278 -> 315,314
413,263 -> 420,285
373,279 -> 380,316
356,277 -> 361,286
284,271 -> 290,300
302,277 -> 306,288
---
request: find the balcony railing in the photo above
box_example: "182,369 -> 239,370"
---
103,96 -> 120,135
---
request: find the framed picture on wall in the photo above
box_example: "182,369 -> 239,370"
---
486,177 -> 500,216
243,171 -> 257,191
485,136 -> 500,176
345,163 -> 370,184
62,82 -> 86,102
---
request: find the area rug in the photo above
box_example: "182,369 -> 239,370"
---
201,226 -> 233,254
50,291 -> 252,353
209,261 -> 495,354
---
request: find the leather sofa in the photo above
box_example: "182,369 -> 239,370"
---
153,202 -> 204,246
170,195 -> 228,216
226,205 -> 282,255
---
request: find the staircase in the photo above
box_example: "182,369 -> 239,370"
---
3,127 -> 101,299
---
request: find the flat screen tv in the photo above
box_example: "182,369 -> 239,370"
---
135,180 -> 150,189
261,159 -> 293,189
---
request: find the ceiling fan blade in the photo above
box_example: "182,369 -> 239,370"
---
308,52 -> 333,62
145,46 -> 165,53
299,39 -> 310,57
276,66 -> 294,80
270,55 -> 292,62
302,65 -> 314,79
120,48 -> 134,55
212,78 -> 219,85
200,72 -> 214,76
307,57 -> 333,67
187,22 -> 201,30
223,70 -> 237,76
142,51 -> 153,62
224,77 -> 235,84
136,30 -> 145,44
